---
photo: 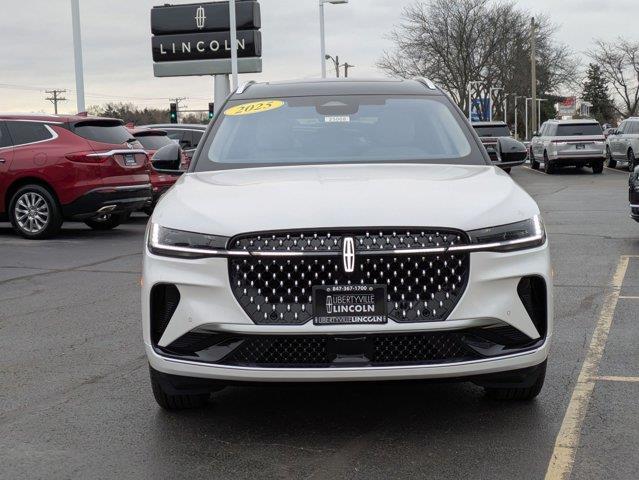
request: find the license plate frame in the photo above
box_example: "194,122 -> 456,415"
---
313,284 -> 387,325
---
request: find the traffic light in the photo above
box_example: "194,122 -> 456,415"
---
208,102 -> 215,120
169,102 -> 178,123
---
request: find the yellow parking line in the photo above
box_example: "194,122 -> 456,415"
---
545,255 -> 629,480
594,375 -> 639,383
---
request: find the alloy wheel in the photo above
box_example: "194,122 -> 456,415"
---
14,192 -> 50,234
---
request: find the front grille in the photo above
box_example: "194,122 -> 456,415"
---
228,229 -> 470,325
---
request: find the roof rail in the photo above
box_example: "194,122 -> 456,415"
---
414,77 -> 437,90
236,80 -> 256,94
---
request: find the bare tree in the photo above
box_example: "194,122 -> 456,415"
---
377,0 -> 578,122
588,38 -> 639,117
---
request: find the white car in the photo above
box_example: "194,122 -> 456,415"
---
142,79 -> 553,410
529,119 -> 605,174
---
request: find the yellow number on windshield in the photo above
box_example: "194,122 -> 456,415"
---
224,100 -> 285,116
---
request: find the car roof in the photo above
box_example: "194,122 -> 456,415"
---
471,121 -> 507,126
128,126 -> 167,136
231,78 -> 442,100
143,123 -> 206,130
0,113 -> 122,124
545,119 -> 600,124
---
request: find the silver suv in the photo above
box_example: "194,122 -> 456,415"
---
530,119 -> 605,174
605,118 -> 639,171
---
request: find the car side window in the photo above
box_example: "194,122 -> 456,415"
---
6,121 -> 53,146
540,124 -> 548,136
166,130 -> 184,145
191,130 -> 203,148
0,122 -> 11,148
618,122 -> 626,134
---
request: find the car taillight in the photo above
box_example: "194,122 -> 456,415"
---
65,151 -> 106,163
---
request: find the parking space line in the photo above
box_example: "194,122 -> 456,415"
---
603,166 -> 628,174
594,375 -> 639,383
545,255 -> 630,480
618,295 -> 639,299
522,166 -> 546,175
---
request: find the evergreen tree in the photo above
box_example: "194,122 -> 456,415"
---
582,63 -> 616,124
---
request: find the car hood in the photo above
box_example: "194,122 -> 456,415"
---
152,163 -> 539,236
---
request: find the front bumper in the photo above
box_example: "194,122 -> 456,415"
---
142,241 -> 553,383
63,184 -> 153,220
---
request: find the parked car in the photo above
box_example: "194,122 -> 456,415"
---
141,123 -> 206,161
605,117 -> 639,171
471,121 -> 528,173
529,119 -> 605,174
129,127 -> 188,214
143,78 -> 552,410
630,166 -> 639,222
0,114 -> 152,239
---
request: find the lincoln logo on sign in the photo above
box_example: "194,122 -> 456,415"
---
195,6 -> 206,29
342,237 -> 355,273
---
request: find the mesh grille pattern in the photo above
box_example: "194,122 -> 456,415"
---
373,333 -> 471,364
218,333 -> 475,367
229,228 -> 466,253
229,253 -> 469,325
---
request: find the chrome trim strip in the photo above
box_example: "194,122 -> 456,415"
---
87,149 -> 147,157
6,119 -> 64,125
630,204 -> 639,208
151,341 -> 547,371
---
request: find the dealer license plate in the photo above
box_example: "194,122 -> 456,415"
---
123,153 -> 137,166
313,284 -> 387,325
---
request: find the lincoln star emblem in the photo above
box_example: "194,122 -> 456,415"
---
195,6 -> 206,30
342,237 -> 355,273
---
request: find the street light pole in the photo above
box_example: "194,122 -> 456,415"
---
525,97 -> 532,140
70,0 -> 85,113
319,0 -> 348,78
229,0 -> 238,90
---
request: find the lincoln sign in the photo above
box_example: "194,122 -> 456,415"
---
151,1 -> 262,77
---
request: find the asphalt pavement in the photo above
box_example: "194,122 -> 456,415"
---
1,164 -> 638,480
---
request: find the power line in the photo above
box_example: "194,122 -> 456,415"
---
45,89 -> 67,114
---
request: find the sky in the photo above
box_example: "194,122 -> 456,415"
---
1,0 -> 638,114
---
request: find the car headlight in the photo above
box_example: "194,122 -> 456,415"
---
148,223 -> 228,258
465,215 -> 545,252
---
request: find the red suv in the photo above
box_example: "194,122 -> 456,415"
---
128,127 -> 188,214
0,114 -> 152,239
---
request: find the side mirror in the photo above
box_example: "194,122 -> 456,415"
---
151,143 -> 183,174
532,131 -> 539,137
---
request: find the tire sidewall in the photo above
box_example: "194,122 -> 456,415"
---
9,185 -> 62,239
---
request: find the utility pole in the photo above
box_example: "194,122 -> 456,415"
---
45,89 -> 67,114
530,17 -> 537,138
342,63 -> 355,78
325,54 -> 340,77
169,97 -> 187,122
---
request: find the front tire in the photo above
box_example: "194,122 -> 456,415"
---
150,367 -> 210,411
84,212 -> 127,231
543,152 -> 554,174
484,361 -> 547,401
9,185 -> 63,239
530,148 -> 540,170
628,149 -> 636,172
606,147 -> 616,168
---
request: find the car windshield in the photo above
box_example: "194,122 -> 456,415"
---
195,95 -> 480,171
473,125 -> 510,137
136,134 -> 173,150
556,123 -> 602,136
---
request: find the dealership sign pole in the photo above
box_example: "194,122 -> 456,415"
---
151,1 -> 261,114
70,0 -> 86,113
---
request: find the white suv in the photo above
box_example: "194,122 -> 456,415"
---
142,79 -> 552,410
605,117 -> 639,171
530,119 -> 605,174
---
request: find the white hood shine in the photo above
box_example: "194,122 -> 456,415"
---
153,163 -> 539,236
